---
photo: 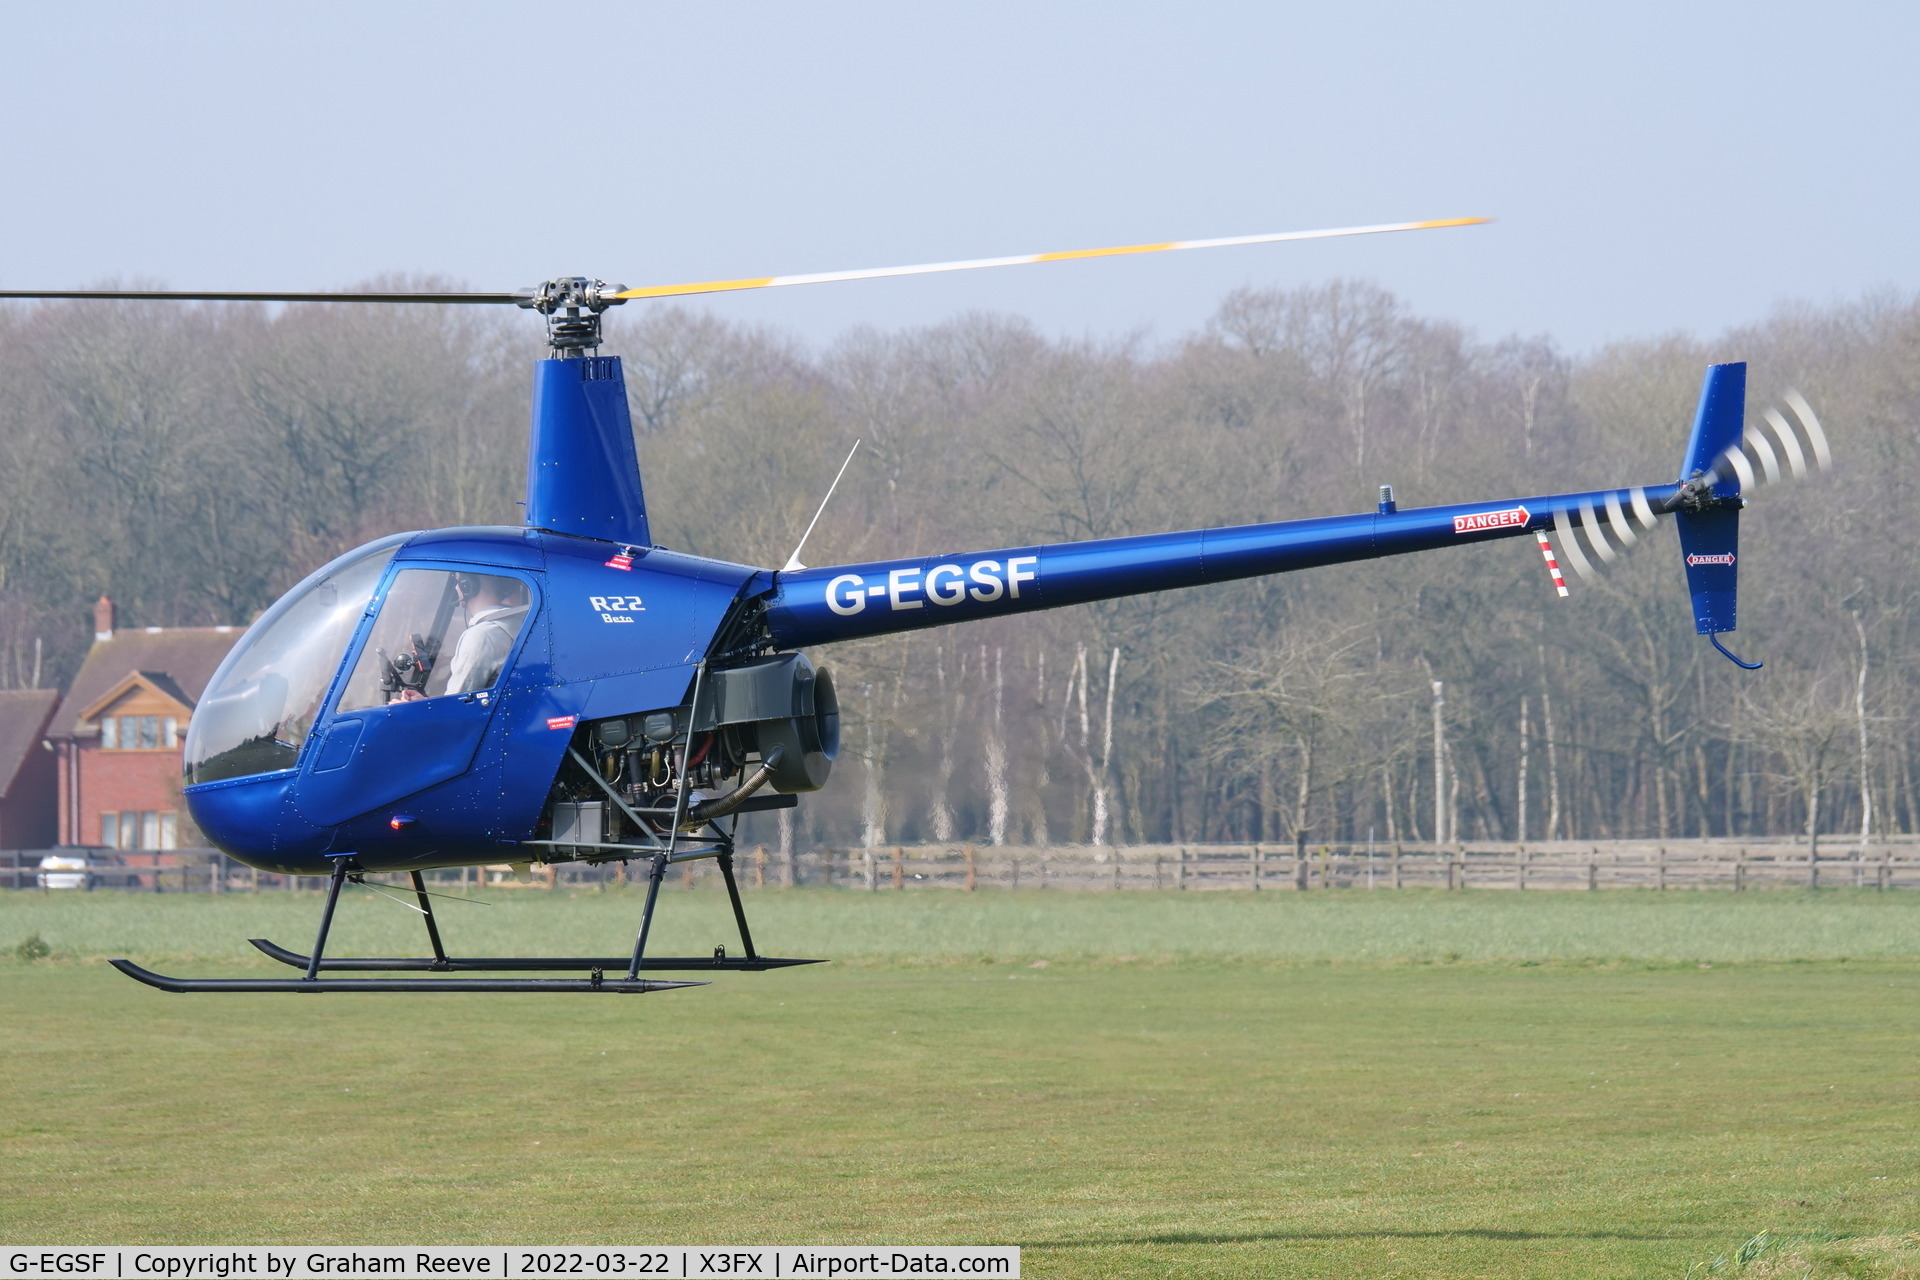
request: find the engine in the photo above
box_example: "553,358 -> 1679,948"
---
536,652 -> 839,860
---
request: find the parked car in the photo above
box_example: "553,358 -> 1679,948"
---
37,853 -> 97,890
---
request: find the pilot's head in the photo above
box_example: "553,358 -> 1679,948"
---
456,574 -> 527,612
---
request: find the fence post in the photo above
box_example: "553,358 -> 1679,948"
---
892,845 -> 903,890
965,844 -> 977,891
1881,847 -> 1892,892
1587,848 -> 1598,891
1176,846 -> 1187,891
1808,844 -> 1819,890
1250,843 -> 1261,891
1112,849 -> 1122,891
1657,846 -> 1666,892
1392,843 -> 1402,890
1294,832 -> 1308,891
1734,848 -> 1746,892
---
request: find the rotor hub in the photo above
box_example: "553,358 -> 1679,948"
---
515,277 -> 627,356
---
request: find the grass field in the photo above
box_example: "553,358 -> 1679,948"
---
6,888 -> 1920,1278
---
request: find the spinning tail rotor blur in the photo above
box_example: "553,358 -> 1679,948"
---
1530,365 -> 1831,669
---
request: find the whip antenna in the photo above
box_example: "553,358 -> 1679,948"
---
783,440 -> 862,572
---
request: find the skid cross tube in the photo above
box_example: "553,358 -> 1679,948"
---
410,870 -> 449,966
305,860 -> 350,980
627,853 -> 670,980
717,852 -> 760,962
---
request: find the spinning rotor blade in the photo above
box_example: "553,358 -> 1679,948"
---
1,217 -> 1490,322
0,287 -> 521,304
1705,390 -> 1832,495
1552,507 -> 1597,582
1543,485 -> 1667,593
1784,391 -> 1830,469
609,217 -> 1492,301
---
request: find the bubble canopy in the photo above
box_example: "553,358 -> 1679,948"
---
184,533 -> 414,786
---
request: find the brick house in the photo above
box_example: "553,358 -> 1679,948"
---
0,688 -> 59,849
47,596 -> 240,850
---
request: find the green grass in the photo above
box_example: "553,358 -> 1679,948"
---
5,890 -> 1920,1277
10,884 -> 1920,967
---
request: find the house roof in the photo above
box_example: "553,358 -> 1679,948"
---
75,670 -> 198,723
53,627 -> 241,738
0,689 -> 59,790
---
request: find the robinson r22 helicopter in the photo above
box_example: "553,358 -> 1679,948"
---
2,215 -> 1829,993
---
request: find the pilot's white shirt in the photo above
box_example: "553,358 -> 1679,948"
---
446,603 -> 528,694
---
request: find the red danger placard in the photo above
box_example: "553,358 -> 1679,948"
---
1453,505 -> 1530,534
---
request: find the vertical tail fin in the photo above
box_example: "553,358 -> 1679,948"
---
1675,362 -> 1745,637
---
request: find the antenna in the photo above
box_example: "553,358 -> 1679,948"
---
782,441 -> 862,572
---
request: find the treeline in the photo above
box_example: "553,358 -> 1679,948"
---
1,282 -> 1914,849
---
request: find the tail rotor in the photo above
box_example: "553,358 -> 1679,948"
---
1531,366 -> 1829,674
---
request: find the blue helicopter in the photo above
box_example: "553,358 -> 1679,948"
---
2,217 -> 1827,993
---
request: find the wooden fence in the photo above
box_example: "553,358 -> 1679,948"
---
765,837 -> 1920,892
9,838 -> 1920,892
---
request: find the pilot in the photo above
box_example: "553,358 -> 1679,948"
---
445,574 -> 530,694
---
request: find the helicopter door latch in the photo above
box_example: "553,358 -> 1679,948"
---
460,690 -> 492,707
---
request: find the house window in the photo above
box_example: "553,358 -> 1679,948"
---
102,810 -> 170,849
100,714 -> 178,750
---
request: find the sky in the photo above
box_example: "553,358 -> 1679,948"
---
3,1 -> 1915,356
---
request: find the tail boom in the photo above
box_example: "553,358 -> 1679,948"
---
763,484 -> 1682,648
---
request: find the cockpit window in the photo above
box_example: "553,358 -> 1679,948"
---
336,570 -> 531,712
184,533 -> 413,786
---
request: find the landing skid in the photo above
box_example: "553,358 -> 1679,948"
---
110,959 -> 699,994
246,938 -> 823,973
111,844 -> 820,994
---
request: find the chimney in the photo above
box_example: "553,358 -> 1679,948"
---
94,595 -> 115,643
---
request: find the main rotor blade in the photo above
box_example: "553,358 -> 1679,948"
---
611,216 -> 1492,302
0,288 -> 521,303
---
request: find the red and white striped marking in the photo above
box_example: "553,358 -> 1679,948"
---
1535,530 -> 1570,597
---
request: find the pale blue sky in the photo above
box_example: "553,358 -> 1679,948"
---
3,2 -> 1913,354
